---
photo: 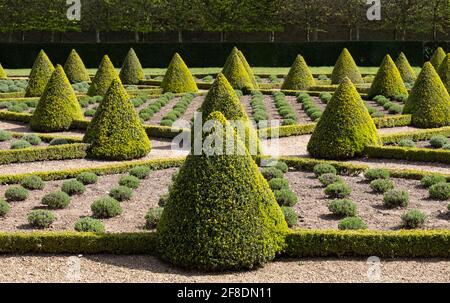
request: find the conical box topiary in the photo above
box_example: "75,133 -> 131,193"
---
438,54 -> 450,93
157,111 -> 288,271
395,52 -> 417,83
87,55 -> 120,96
0,64 -> 7,79
83,79 -> 151,160
161,53 -> 198,93
119,48 -> 145,85
331,48 -> 364,84
25,50 -> 55,97
200,73 -> 260,154
281,55 -> 315,90
30,65 -> 83,132
368,54 -> 408,98
64,49 -> 90,84
238,50 -> 258,88
430,47 -> 447,70
222,53 -> 255,91
403,62 -> 450,128
307,78 -> 379,159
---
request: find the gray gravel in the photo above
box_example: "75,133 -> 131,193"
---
0,255 -> 449,283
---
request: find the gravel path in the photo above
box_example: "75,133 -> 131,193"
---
262,133 -> 450,174
0,121 -> 84,137
175,95 -> 205,125
0,255 -> 448,283
0,138 -> 188,175
285,96 -> 313,124
146,97 -> 181,125
263,94 -> 283,121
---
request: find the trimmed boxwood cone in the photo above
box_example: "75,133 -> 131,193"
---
308,77 -> 379,159
25,50 -> 55,97
83,79 -> 151,160
222,53 -> 254,91
368,54 -> 408,99
430,47 -> 447,70
331,48 -> 364,84
200,73 -> 260,154
161,53 -> 198,93
64,49 -> 90,84
30,65 -> 83,132
157,111 -> 288,271
403,62 -> 450,128
119,48 -> 145,85
0,64 -> 7,79
282,55 -> 315,90
223,47 -> 258,88
87,55 -> 120,96
395,52 -> 417,83
438,54 -> 450,93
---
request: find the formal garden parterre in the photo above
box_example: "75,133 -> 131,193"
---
1,46 -> 450,271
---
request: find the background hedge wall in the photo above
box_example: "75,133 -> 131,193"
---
0,41 -> 443,69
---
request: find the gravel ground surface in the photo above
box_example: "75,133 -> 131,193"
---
1,127 -> 449,176
0,168 -> 177,233
0,255 -> 449,283
146,97 -> 181,125
0,138 -> 188,175
285,95 -> 313,124
0,121 -> 84,137
287,171 -> 450,230
0,139 -> 49,150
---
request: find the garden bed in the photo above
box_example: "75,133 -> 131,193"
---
0,168 -> 177,233
286,171 -> 450,231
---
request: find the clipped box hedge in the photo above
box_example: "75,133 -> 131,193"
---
0,232 -> 157,254
259,123 -> 316,139
373,115 -> 412,129
284,229 -> 450,258
0,157 -> 186,184
1,229 -> 449,258
380,126 -> 450,144
0,143 -> 88,165
364,145 -> 450,164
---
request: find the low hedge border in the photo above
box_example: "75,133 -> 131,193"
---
259,123 -> 316,138
0,157 -> 186,184
0,232 -> 158,254
275,156 -> 367,175
0,143 -> 89,165
0,97 -> 39,103
258,115 -> 411,138
380,126 -> 450,145
10,132 -> 82,144
0,92 -> 25,99
0,112 -> 186,140
1,229 -> 449,257
284,229 -> 450,258
0,110 -> 32,123
70,119 -> 187,139
273,156 -> 450,180
253,89 -> 369,99
141,79 -> 211,90
373,115 -> 412,129
364,145 -> 450,165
